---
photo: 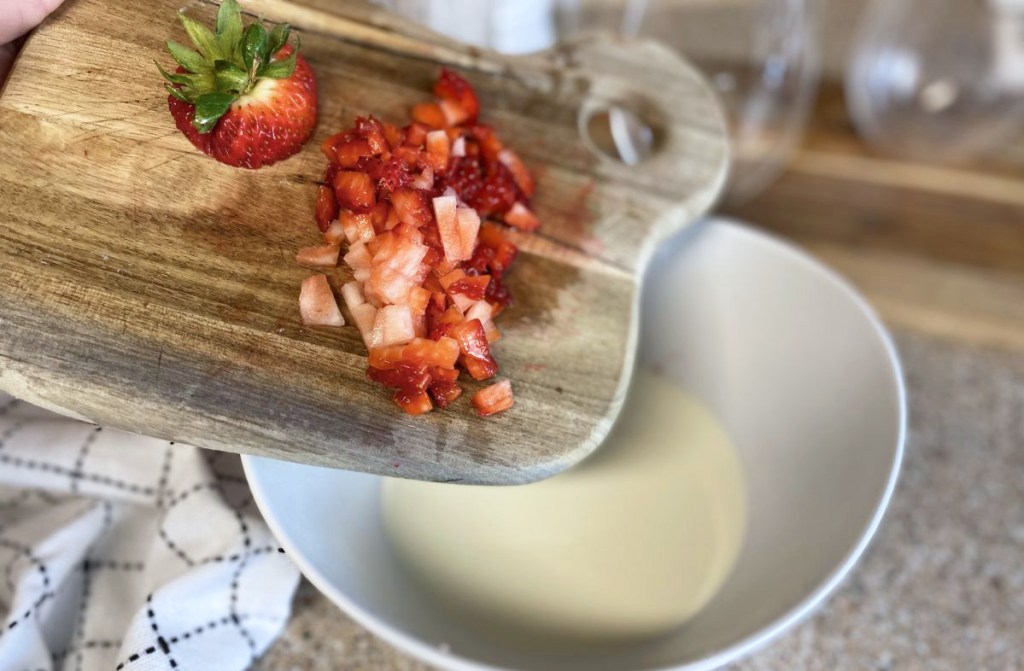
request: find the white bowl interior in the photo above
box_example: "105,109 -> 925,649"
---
245,219 -> 905,671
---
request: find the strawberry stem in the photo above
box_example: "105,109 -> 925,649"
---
158,0 -> 299,133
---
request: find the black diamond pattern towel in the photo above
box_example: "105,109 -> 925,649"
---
0,393 -> 300,671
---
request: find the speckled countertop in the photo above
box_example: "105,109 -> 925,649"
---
253,330 -> 1024,671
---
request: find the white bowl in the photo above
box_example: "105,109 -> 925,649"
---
244,218 -> 906,671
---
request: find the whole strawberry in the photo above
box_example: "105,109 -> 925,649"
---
158,0 -> 317,169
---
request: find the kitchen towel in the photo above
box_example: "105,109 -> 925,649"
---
0,392 -> 300,671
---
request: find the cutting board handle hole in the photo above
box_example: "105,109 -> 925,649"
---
579,102 -> 661,165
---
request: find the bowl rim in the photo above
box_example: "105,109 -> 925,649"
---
243,217 -> 907,671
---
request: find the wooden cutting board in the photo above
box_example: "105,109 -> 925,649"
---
0,0 -> 727,484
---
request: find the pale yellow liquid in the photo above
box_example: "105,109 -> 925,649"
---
381,369 -> 747,646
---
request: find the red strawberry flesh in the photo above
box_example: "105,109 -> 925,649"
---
310,68 -> 537,415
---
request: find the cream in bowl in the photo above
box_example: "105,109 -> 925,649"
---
382,368 -> 746,648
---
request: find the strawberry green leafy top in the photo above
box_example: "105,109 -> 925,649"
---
157,0 -> 299,133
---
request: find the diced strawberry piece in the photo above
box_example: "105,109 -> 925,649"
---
334,171 -> 376,212
402,336 -> 460,369
504,201 -> 540,231
350,303 -> 377,346
382,122 -> 405,150
368,344 -> 408,370
394,389 -> 433,415
429,324 -> 453,342
369,230 -> 397,261
471,124 -> 504,161
430,365 -> 461,384
362,155 -> 411,193
472,379 -> 514,416
429,383 -> 462,409
341,211 -> 375,245
450,319 -> 498,381
441,156 -> 483,204
295,244 -> 341,267
498,149 -> 535,198
391,222 -> 426,245
368,267 -> 416,306
343,241 -> 372,269
371,243 -> 430,302
355,116 -> 389,154
437,304 -> 465,325
368,361 -> 431,391
392,145 -> 423,169
451,292 -> 474,314
428,366 -> 462,408
390,188 -> 433,227
448,275 -> 490,301
434,69 -> 480,125
340,281 -> 365,308
428,303 -> 464,340
367,361 -> 435,414
439,98 -> 470,127
299,275 -> 345,327
321,130 -> 354,161
438,268 -> 466,290
473,223 -> 519,276
378,238 -> 429,275
384,206 -> 402,231
470,161 -> 519,216
465,237 -> 518,278
404,123 -> 429,147
483,321 -> 501,343
432,194 -> 462,263
491,240 -> 518,276
485,275 -> 513,315
455,206 -> 481,260
421,245 -> 443,273
407,286 -> 432,315
333,137 -> 374,168
323,220 -> 345,244
409,166 -> 434,190
451,136 -> 466,157
369,202 -> 390,234
477,221 -> 506,248
421,222 -> 443,247
411,102 -> 447,129
315,185 -> 339,232
375,304 -> 416,347
324,162 -> 340,190
445,127 -> 464,144
425,285 -> 445,307
425,130 -> 451,172
465,299 -> 493,325
424,300 -> 444,336
463,243 -> 495,277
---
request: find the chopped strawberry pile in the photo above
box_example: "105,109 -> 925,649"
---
300,69 -> 536,416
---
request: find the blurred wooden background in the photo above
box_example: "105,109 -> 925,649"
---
725,82 -> 1024,352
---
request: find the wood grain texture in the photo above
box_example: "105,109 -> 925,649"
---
0,0 -> 728,484
725,83 -> 1024,354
